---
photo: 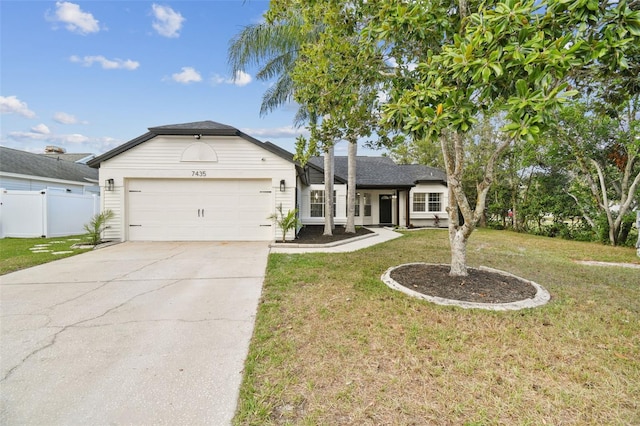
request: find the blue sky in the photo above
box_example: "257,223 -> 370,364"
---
0,1 -> 382,157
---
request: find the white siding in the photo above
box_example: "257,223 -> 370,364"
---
408,183 -> 449,228
299,183 -> 449,228
97,135 -> 296,241
299,184 -> 347,226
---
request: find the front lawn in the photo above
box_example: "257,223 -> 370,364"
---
0,235 -> 93,275
235,228 -> 639,425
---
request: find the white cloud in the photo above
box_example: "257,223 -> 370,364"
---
0,96 -> 36,118
54,112 -> 78,124
94,136 -> 121,153
49,1 -> 100,35
63,133 -> 91,144
241,125 -> 308,139
31,124 -> 51,134
172,67 -> 202,84
211,71 -> 253,87
151,4 -> 185,38
211,75 -> 226,85
7,131 -> 48,141
233,70 -> 252,87
6,129 -> 122,155
8,130 -> 89,145
70,55 -> 140,70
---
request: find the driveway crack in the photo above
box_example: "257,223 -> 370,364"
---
1,279 -> 182,383
39,250 -> 187,311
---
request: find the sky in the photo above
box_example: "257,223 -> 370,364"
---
0,0 -> 384,158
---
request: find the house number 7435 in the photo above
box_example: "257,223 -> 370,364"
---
192,170 -> 207,177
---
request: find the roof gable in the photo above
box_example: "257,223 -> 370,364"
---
1,146 -> 98,183
87,120 -> 296,168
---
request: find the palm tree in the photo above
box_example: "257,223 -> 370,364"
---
228,17 -> 338,234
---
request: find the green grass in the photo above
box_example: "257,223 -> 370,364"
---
0,235 -> 93,275
234,228 -> 640,425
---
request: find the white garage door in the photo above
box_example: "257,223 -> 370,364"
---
127,179 -> 273,241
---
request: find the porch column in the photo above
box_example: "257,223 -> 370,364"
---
395,190 -> 400,226
405,189 -> 410,228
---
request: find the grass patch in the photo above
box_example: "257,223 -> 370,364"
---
0,235 -> 93,275
235,229 -> 639,425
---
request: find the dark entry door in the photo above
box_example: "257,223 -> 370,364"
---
379,194 -> 393,224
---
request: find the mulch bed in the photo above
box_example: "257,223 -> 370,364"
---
390,264 -> 537,304
278,225 -> 373,244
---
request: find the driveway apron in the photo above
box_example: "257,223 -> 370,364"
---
0,241 -> 269,426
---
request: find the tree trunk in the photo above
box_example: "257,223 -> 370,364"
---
345,139 -> 357,233
445,179 -> 470,276
330,146 -> 335,230
450,227 -> 469,276
440,131 -> 511,277
323,145 -> 334,236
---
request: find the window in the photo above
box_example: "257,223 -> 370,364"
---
310,190 -> 324,217
363,193 -> 372,217
413,192 -> 442,212
355,193 -> 360,217
428,193 -> 442,212
310,190 -> 337,218
413,193 -> 426,212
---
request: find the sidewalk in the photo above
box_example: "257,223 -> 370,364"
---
269,227 -> 404,254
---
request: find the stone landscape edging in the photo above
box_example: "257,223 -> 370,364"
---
381,262 -> 551,311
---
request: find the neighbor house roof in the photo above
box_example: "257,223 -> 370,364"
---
41,153 -> 95,163
1,146 -> 98,184
308,156 -> 447,188
88,121 -> 297,168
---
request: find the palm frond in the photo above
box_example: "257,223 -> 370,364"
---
256,51 -> 296,81
227,20 -> 303,76
260,75 -> 295,116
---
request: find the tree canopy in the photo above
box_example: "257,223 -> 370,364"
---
266,0 -> 640,273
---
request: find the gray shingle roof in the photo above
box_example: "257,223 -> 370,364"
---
309,156 -> 446,187
1,146 -> 98,183
148,120 -> 237,133
41,153 -> 95,163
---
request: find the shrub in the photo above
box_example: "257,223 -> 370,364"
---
83,210 -> 114,246
268,205 -> 301,243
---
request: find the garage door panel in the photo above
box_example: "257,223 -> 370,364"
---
127,179 -> 273,241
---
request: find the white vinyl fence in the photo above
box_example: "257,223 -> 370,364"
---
0,189 -> 99,238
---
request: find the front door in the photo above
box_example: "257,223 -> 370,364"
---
379,194 -> 393,224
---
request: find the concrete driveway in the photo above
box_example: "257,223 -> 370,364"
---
0,241 -> 269,426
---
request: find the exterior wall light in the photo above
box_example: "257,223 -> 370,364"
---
280,179 -> 286,192
105,179 -> 115,191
